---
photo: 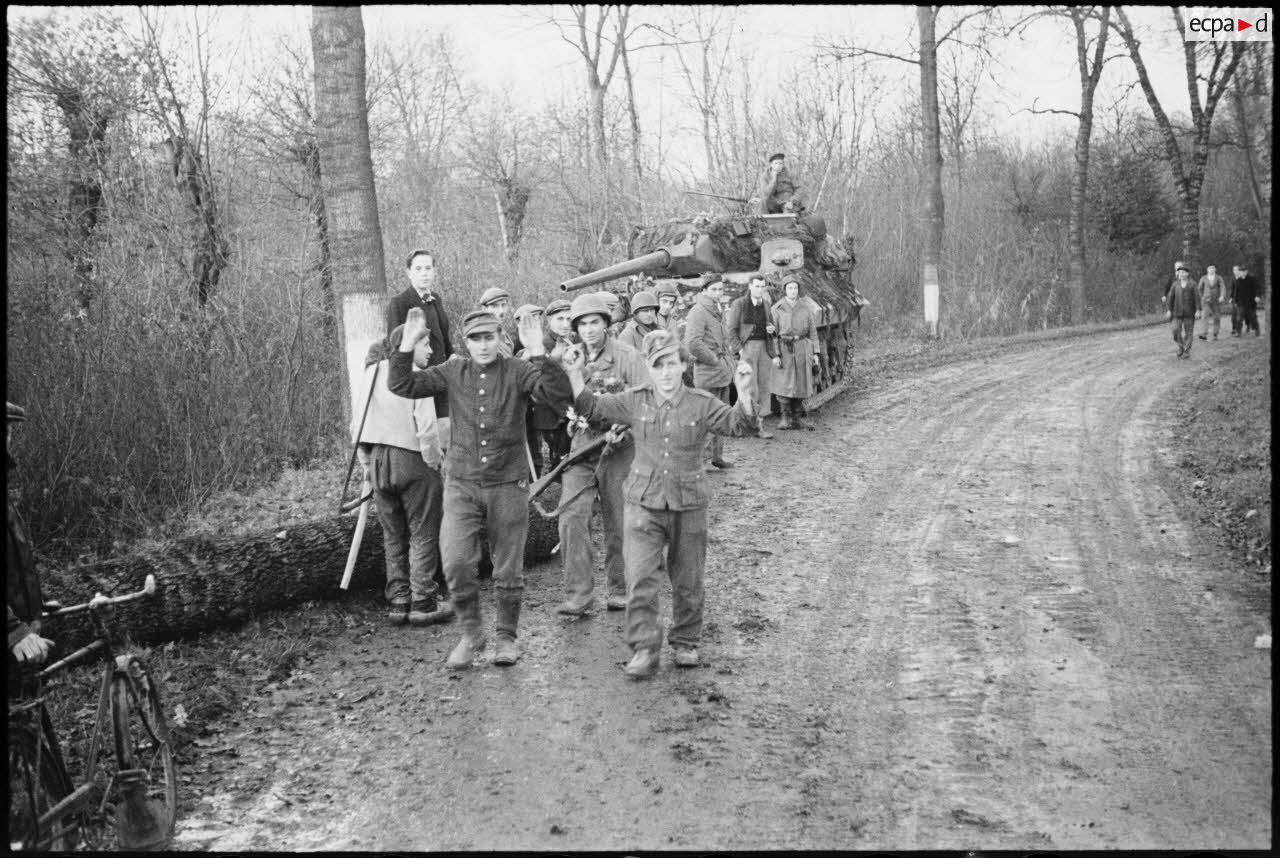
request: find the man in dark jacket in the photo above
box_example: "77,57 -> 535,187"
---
7,402 -> 53,672
386,249 -> 454,417
1231,264 -> 1263,337
725,275 -> 779,439
389,309 -> 572,670
1166,262 -> 1201,358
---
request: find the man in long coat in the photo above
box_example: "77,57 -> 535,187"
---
771,278 -> 821,430
682,276 -> 736,469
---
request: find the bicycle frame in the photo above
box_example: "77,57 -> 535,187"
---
8,575 -> 174,851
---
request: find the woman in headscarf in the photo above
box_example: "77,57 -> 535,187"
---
770,278 -> 820,430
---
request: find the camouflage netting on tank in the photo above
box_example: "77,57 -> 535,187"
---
629,216 -> 853,274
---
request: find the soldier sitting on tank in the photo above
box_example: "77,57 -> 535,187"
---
749,152 -> 805,215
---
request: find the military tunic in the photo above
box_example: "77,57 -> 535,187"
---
573,383 -> 754,652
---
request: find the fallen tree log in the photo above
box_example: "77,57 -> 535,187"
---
43,484 -> 561,649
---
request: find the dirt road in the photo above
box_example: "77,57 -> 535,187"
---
176,327 -> 1271,851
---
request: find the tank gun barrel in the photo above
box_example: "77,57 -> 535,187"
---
558,231 -> 713,292
559,249 -> 676,292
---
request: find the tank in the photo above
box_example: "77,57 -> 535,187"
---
557,211 -> 867,398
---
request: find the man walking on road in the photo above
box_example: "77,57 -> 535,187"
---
389,309 -> 572,669
561,330 -> 758,678
1166,263 -> 1200,358
1230,264 -> 1263,337
1197,264 -> 1227,341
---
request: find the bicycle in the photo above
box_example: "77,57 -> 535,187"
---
8,574 -> 178,851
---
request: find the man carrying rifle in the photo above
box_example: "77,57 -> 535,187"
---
390,309 -> 571,669
555,293 -> 648,617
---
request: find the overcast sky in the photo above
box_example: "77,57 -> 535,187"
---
9,5 -> 1201,162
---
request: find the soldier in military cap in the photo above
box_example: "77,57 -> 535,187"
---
561,330 -> 758,678
653,282 -> 681,332
390,309 -> 572,669
537,298 -> 575,472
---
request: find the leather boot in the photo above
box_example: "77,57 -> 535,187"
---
791,399 -> 815,431
756,415 -> 774,439
496,593 -> 521,640
446,630 -> 486,670
776,398 -> 794,430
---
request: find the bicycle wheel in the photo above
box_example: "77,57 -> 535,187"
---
110,658 -> 177,847
7,710 -> 78,850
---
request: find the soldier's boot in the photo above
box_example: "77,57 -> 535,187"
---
756,415 -> 774,439
446,596 -> 485,670
492,594 -> 521,666
790,399 -> 815,431
776,398 -> 795,430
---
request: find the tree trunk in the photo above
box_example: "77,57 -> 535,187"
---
44,488 -> 562,649
311,6 -> 388,426
302,137 -> 338,335
55,90 -> 107,316
918,6 -> 944,337
1065,7 -> 1109,328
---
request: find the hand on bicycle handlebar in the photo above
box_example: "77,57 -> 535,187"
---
12,631 -> 54,665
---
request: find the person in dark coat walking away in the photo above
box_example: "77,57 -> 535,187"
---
1231,264 -> 1263,337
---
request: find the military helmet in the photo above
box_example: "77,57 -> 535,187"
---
629,291 -> 659,314
596,291 -> 621,314
569,293 -> 612,328
653,282 -> 679,299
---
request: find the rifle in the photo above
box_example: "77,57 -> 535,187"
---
527,434 -> 612,518
684,190 -> 750,205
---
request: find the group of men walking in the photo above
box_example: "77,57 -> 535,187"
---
360,249 -> 803,678
1163,260 -> 1263,358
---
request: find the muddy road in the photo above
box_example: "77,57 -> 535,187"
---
178,327 -> 1271,851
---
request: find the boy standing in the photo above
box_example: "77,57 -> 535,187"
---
562,330 -> 756,678
389,309 -> 571,669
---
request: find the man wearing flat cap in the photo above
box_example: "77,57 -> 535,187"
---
8,402 -> 55,678
1165,262 -> 1201,358
387,250 -> 455,418
389,308 -> 572,669
561,330 -> 758,678
750,152 -> 804,215
479,286 -> 518,358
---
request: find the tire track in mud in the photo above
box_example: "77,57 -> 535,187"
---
180,330 -> 1270,851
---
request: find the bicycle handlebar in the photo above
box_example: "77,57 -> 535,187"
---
43,574 -> 157,619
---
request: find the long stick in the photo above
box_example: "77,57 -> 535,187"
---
340,487 -> 370,591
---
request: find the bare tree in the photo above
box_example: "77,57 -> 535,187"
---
138,7 -> 231,310
1017,6 -> 1113,326
656,7 -> 735,181
1114,6 -> 1244,271
8,9 -> 140,316
310,6 -> 388,421
827,5 -> 996,337
464,100 -> 544,265
545,4 -> 630,166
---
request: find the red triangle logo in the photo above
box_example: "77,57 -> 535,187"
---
1239,18 -> 1252,30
